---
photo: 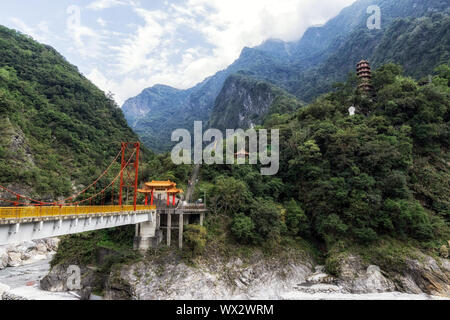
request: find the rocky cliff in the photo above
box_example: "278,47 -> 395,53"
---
41,246 -> 449,300
209,75 -> 301,131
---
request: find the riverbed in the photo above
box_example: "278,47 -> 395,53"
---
1,259 -> 447,300
0,257 -> 78,300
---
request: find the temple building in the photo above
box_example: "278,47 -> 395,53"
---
138,180 -> 183,207
134,180 -> 208,251
357,60 -> 375,95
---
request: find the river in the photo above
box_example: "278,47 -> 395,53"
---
0,257 -> 78,300
1,258 -> 447,300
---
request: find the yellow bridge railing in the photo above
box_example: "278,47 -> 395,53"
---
0,205 -> 156,220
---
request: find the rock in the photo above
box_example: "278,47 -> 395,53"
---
35,242 -> 48,254
351,265 -> 396,293
439,245 -> 448,259
338,254 -> 364,281
40,264 -> 97,296
296,283 -> 341,294
21,252 -> 32,261
305,268 -> 336,285
337,255 -> 395,294
0,238 -> 60,269
104,249 -> 314,300
40,265 -> 69,292
1,291 -> 28,300
7,251 -> 22,267
0,283 -> 10,298
0,248 -> 8,270
440,258 -> 450,274
80,287 -> 93,301
315,265 -> 325,273
397,274 -> 423,294
5,245 -> 19,253
45,238 -> 60,252
18,241 -> 36,253
399,255 -> 450,297
334,251 -> 450,297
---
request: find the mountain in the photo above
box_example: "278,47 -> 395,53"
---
0,25 -> 144,200
209,74 -> 302,131
123,0 -> 450,152
290,12 -> 450,101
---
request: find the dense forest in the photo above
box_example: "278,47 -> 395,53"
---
187,64 -> 450,267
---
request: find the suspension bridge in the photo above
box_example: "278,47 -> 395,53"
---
0,142 -> 206,249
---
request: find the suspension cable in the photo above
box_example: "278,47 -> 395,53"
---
68,150 -> 136,206
62,149 -> 122,202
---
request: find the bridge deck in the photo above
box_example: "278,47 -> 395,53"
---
0,205 -> 156,221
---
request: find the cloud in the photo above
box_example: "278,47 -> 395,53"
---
3,1 -> 359,106
97,17 -> 107,27
87,0 -> 131,11
100,0 -> 357,105
66,5 -> 104,58
10,18 -> 50,43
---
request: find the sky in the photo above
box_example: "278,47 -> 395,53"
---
0,0 -> 357,105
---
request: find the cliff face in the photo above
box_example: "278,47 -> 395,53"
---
40,247 -> 450,300
122,71 -> 229,153
209,75 -> 300,131
122,85 -> 188,128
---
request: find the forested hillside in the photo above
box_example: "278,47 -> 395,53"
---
0,25 -> 145,200
194,64 -> 449,268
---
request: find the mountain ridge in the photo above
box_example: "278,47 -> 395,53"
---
122,0 -> 450,152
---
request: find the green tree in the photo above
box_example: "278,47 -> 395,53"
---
210,176 -> 252,216
183,225 -> 207,258
231,213 -> 255,244
284,199 -> 309,237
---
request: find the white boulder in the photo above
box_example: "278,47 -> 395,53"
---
7,251 -> 22,267
0,248 -> 8,270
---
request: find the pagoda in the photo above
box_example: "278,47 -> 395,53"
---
356,60 -> 374,95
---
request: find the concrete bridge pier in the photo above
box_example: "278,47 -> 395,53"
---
133,212 -> 160,251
